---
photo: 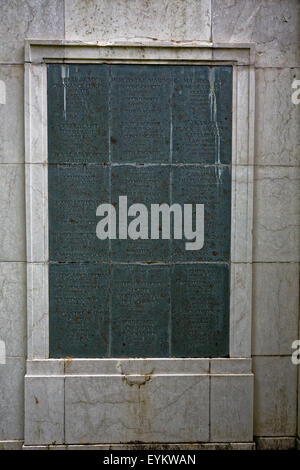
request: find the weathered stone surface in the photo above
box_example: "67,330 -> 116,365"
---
23,442 -> 256,450
253,166 -> 300,262
24,376 -> 64,445
25,164 -> 48,263
0,66 -> 24,163
0,357 -> 25,440
0,440 -> 23,450
210,358 -> 251,374
65,374 -> 210,443
230,166 -> 254,263
212,0 -> 300,66
255,68 -> 300,166
0,0 -> 64,63
0,164 -> 26,261
253,356 -> 297,436
65,0 -> 212,43
229,263 -> 252,357
255,437 -> 296,450
63,358 -> 210,375
252,263 -> 299,355
210,374 -> 253,442
0,262 -> 26,357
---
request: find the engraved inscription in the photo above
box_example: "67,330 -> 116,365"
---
48,64 -> 232,358
48,65 -> 109,163
111,166 -> 170,261
110,66 -> 171,163
171,264 -> 230,357
172,166 -> 231,261
49,263 -> 110,357
48,164 -> 110,261
111,264 -> 170,356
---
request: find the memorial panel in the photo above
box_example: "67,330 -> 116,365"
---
110,65 -> 172,163
171,264 -> 230,357
49,263 -> 110,357
110,165 -> 170,262
48,64 -> 109,164
47,64 -> 232,358
173,66 -> 232,164
48,164 -> 110,261
171,166 -> 231,261
111,264 -> 170,357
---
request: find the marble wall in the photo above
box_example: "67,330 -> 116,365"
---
0,0 -> 299,449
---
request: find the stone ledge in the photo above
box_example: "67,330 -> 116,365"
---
24,39 -> 255,66
254,437 -> 297,450
26,358 -> 252,376
0,440 -> 23,450
22,442 -> 256,450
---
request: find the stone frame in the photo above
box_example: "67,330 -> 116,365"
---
24,40 -> 255,446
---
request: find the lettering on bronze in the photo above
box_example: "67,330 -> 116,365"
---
48,64 -> 232,358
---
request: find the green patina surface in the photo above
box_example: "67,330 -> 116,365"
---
48,64 -> 232,358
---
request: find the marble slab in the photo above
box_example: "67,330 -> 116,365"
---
253,356 -> 297,436
0,262 -> 26,357
0,65 -> 24,163
0,0 -> 64,63
212,0 -> 300,67
252,263 -> 299,355
65,374 -> 210,444
0,164 -> 26,261
0,357 -> 25,440
210,374 -> 253,442
25,375 -> 64,445
65,0 -> 212,43
253,166 -> 300,262
255,68 -> 300,166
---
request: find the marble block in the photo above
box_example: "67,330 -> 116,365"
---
0,164 -> 26,261
0,0 -> 64,63
0,262 -> 26,357
253,166 -> 300,262
210,374 -> 253,442
0,66 -> 24,163
24,375 -> 64,445
212,0 -> 300,67
255,68 -> 300,166
252,263 -> 299,355
65,374 -> 209,444
0,357 -> 25,440
65,0 -> 212,43
253,356 -> 297,436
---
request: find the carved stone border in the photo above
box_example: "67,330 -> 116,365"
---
24,40 -> 255,445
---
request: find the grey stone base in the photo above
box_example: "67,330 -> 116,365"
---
255,437 -> 297,450
0,440 -> 23,450
22,442 -> 256,450
2,438 -> 299,450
